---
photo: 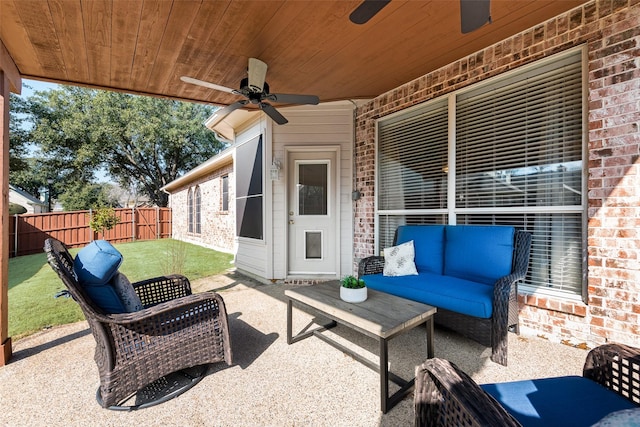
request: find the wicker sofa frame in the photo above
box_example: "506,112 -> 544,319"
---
414,343 -> 640,426
358,229 -> 532,366
44,238 -> 233,409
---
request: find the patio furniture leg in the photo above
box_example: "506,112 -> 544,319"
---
380,336 -> 415,414
426,317 -> 434,358
287,298 -> 336,344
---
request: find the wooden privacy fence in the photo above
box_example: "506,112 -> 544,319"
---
9,207 -> 172,257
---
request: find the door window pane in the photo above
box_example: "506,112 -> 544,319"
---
298,163 -> 328,215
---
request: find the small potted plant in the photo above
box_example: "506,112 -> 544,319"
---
340,275 -> 367,303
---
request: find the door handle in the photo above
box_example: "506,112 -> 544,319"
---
289,220 -> 294,225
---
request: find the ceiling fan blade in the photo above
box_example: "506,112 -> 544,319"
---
460,0 -> 491,34
248,58 -> 268,93
259,102 -> 288,125
206,100 -> 248,127
180,76 -> 235,94
267,93 -> 320,105
349,0 -> 391,25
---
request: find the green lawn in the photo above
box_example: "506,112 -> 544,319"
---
8,239 -> 234,339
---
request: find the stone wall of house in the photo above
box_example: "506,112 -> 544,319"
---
169,163 -> 235,253
353,0 -> 639,347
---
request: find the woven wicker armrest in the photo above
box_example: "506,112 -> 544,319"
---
358,255 -> 385,277
132,274 -> 192,307
415,358 -> 522,427
101,291 -> 225,325
583,343 -> 640,406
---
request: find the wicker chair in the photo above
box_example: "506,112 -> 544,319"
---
415,343 -> 640,426
359,229 -> 531,366
44,238 -> 233,409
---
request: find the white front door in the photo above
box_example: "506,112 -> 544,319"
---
287,149 -> 338,277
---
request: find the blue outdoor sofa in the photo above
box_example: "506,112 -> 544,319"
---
358,225 -> 532,366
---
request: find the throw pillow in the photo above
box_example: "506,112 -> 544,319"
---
74,240 -> 123,285
111,272 -> 143,312
383,240 -> 418,276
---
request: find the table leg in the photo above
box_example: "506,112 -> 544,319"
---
287,298 -> 294,345
287,298 -> 337,345
426,317 -> 434,358
380,338 -> 389,413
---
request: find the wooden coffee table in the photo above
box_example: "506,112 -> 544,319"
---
285,281 -> 436,413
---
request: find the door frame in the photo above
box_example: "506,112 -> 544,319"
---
284,145 -> 341,280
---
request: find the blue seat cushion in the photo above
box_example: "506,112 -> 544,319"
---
481,376 -> 638,427
362,272 -> 494,318
396,225 -> 445,274
444,225 -> 515,285
81,283 -> 127,313
73,240 -> 125,313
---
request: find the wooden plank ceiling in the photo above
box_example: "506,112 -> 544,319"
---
0,0 -> 586,108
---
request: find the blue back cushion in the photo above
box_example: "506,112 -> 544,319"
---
482,376 -> 637,427
444,225 -> 515,285
73,240 -> 125,313
395,225 -> 445,274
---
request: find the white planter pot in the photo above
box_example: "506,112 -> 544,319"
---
340,286 -> 368,303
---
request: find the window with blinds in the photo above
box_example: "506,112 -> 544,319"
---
376,48 -> 585,298
187,188 -> 194,233
378,100 -> 449,212
194,186 -> 201,235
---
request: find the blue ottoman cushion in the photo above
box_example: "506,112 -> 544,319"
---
481,376 -> 638,427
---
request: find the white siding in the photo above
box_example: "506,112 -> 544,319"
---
271,102 -> 355,280
233,117 -> 272,278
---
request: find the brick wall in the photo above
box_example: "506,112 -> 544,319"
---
354,0 -> 640,347
169,162 -> 235,253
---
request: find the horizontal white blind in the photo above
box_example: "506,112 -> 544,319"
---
457,213 -> 584,295
456,50 -> 583,208
376,49 -> 585,298
378,100 -> 448,211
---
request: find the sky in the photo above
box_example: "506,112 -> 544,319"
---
19,79 -> 60,98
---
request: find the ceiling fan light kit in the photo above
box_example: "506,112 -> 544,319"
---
182,58 -> 319,126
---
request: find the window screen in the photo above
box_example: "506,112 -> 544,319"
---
236,135 -> 263,239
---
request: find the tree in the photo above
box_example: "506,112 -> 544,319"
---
8,93 -> 30,174
19,86 -> 226,206
57,182 -> 118,211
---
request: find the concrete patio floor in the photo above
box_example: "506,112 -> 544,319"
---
0,271 -> 589,426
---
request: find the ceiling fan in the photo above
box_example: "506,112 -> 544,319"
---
349,0 -> 491,34
181,58 -> 320,126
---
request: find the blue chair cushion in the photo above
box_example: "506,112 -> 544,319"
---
362,272 -> 494,318
73,240 -> 125,313
481,376 -> 638,427
444,225 -> 515,285
396,225 -> 445,274
81,283 -> 127,313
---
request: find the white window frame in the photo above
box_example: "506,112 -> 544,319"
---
375,46 -> 587,301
